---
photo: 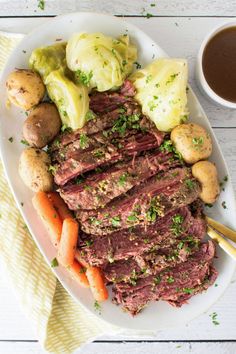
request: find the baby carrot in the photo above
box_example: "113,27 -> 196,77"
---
32,191 -> 62,247
57,218 -> 79,267
47,192 -> 73,221
75,249 -> 90,268
69,260 -> 90,288
86,266 -> 108,302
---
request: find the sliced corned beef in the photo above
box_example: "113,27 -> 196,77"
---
90,80 -> 136,113
113,241 -> 217,315
77,167 -> 200,235
59,150 -> 181,210
79,204 -> 207,266
54,132 -> 164,186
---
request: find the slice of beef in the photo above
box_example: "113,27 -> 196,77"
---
54,132 -> 164,186
113,241 -> 217,315
103,235 -> 201,283
50,92 -> 141,152
59,150 -> 181,210
90,80 -> 135,114
79,204 -> 207,266
50,108 -> 122,151
77,167 -> 200,235
51,112 -> 158,165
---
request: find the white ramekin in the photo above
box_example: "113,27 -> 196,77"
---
195,20 -> 236,109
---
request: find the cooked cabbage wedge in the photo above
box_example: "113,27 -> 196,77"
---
131,58 -> 188,132
66,32 -> 137,92
29,42 -> 89,130
45,70 -> 89,130
29,43 -> 67,82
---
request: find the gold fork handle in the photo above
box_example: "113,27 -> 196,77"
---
207,226 -> 236,261
206,216 -> 236,243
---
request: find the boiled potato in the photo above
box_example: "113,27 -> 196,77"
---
23,103 -> 61,148
19,148 -> 53,192
192,161 -> 220,204
171,123 -> 212,164
6,69 -> 45,110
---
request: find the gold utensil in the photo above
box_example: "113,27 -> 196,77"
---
206,218 -> 236,261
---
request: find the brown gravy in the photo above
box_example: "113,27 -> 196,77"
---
202,26 -> 236,103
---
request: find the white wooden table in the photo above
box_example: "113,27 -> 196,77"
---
0,1 -> 236,353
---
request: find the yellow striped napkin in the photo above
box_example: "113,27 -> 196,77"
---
0,32 -> 117,354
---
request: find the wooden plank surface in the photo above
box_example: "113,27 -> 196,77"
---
0,0 -> 235,17
0,9 -> 236,354
0,341 -> 236,354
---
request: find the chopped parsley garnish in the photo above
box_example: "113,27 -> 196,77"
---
192,136 -> 204,149
146,196 -> 162,222
79,133 -> 89,149
130,269 -> 138,286
143,238 -> 149,244
205,203 -> 213,208
183,287 -> 193,294
153,275 -> 161,285
37,0 -> 45,10
79,267 -> 86,274
185,179 -> 196,189
167,276 -> 175,284
85,239 -> 94,247
75,175 -> 85,184
127,213 -> 139,223
61,124 -> 72,133
214,283 -> 218,287
171,214 -> 184,236
166,73 -> 179,85
84,185 -> 91,191
76,69 -> 93,86
94,300 -> 101,313
93,149 -> 105,159
20,139 -> 29,146
159,140 -> 183,161
134,61 -> 142,69
8,137 -> 13,143
220,175 -> 228,191
85,110 -> 96,121
111,216 -> 121,228
146,13 -> 153,19
88,217 -> 100,226
222,201 -> 227,209
111,112 -> 141,136
118,172 -> 129,187
50,257 -> 58,268
146,74 -> 153,84
177,241 -> 184,250
150,3 -> 156,6
48,165 -> 57,175
210,312 -> 220,325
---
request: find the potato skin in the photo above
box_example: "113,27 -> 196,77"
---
19,148 -> 53,192
171,123 -> 212,164
6,69 -> 45,110
192,161 -> 220,204
23,103 -> 61,148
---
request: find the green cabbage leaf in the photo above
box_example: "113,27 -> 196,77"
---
131,58 -> 189,132
66,32 -> 137,92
